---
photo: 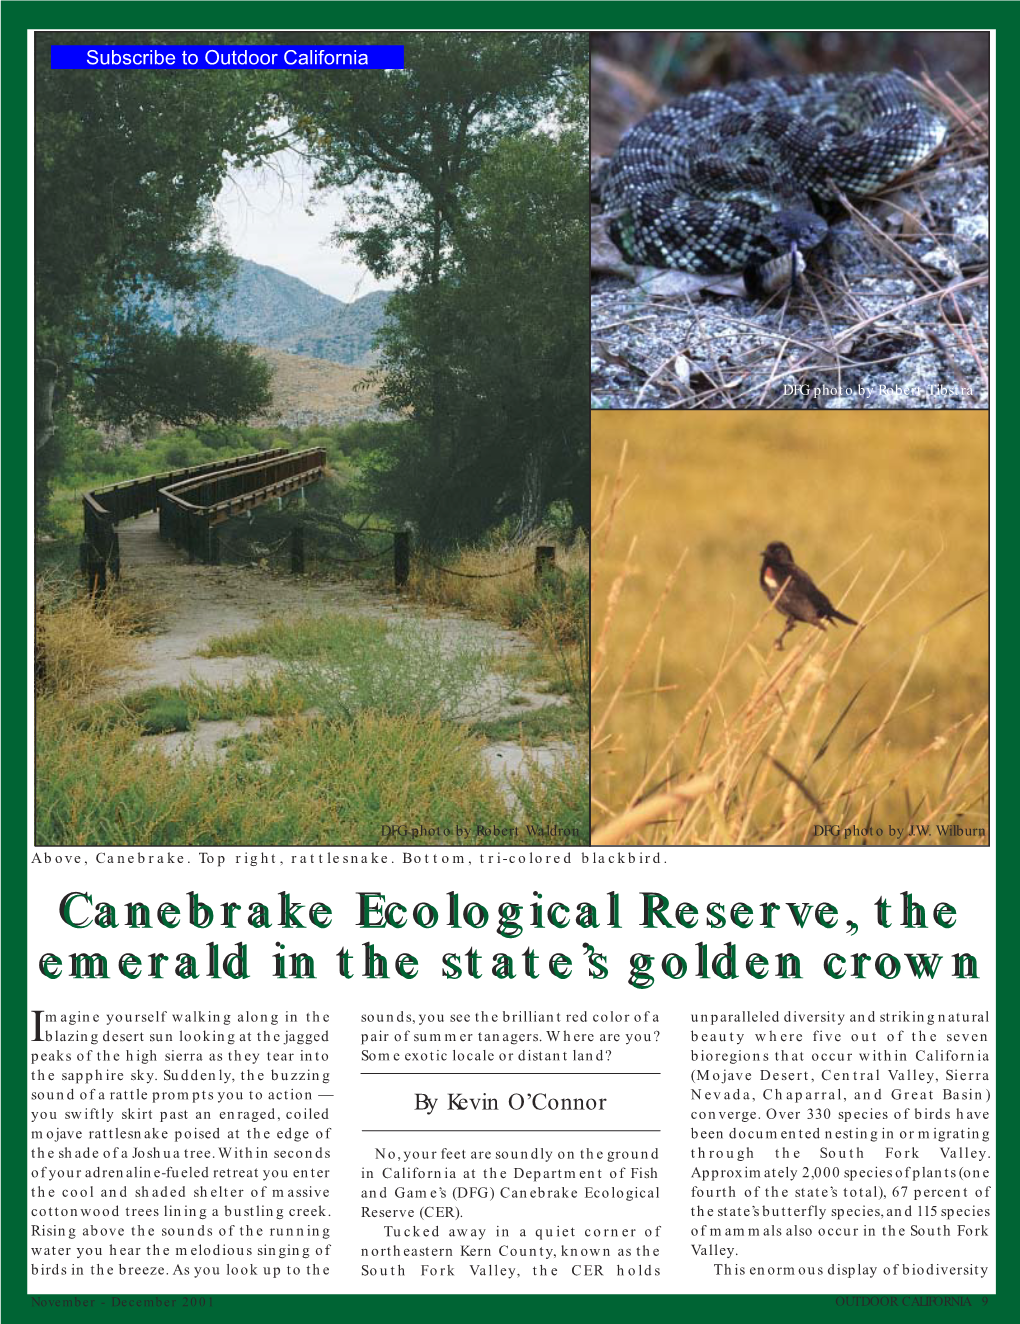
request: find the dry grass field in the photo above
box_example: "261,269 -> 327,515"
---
252,348 -> 382,424
592,412 -> 989,846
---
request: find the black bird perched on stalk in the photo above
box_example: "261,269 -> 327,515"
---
760,541 -> 858,651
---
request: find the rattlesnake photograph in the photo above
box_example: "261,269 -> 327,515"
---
598,70 -> 947,291
590,32 -> 989,409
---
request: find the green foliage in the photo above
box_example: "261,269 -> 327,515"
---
35,33 -> 275,334
194,422 -> 260,450
283,32 -> 588,283
34,31 -> 278,482
470,705 -> 585,743
202,612 -> 511,723
34,535 -> 81,579
528,571 -> 592,713
76,318 -> 272,429
35,409 -> 80,523
37,705 -> 547,846
206,476 -> 385,569
332,419 -> 405,456
366,129 -> 589,541
201,612 -> 387,661
51,420 -> 274,501
35,30 -> 591,552
164,677 -> 303,723
138,697 -> 191,735
282,32 -> 589,543
162,442 -> 198,469
508,749 -> 590,843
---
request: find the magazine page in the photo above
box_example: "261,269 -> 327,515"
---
16,12 -> 999,1324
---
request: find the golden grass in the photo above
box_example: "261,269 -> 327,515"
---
35,704 -> 521,846
592,413 -> 989,846
252,348 -> 380,424
407,538 -> 590,624
35,584 -> 144,699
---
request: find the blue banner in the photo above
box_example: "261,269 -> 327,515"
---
49,45 -> 405,70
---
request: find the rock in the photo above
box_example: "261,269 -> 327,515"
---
672,355 -> 692,391
918,247 -> 963,280
635,267 -> 713,298
953,213 -> 989,266
857,278 -> 916,300
591,213 -> 633,276
954,214 -> 989,245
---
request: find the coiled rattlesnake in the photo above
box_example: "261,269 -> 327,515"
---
599,71 -> 947,290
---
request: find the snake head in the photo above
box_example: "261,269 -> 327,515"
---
744,208 -> 830,297
759,207 -> 829,256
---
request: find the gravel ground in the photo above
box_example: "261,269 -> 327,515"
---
103,514 -> 576,801
591,151 -> 989,411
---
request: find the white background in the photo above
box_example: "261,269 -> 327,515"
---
27,848 -> 996,1295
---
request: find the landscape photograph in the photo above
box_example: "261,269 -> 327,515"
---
33,31 -> 590,847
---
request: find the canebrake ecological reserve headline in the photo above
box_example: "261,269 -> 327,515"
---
33,890 -> 979,987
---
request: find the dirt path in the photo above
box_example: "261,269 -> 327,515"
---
107,513 -> 576,787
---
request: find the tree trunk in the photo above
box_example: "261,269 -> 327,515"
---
34,358 -> 58,454
514,446 -> 548,541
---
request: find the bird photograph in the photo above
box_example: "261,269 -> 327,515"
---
759,541 -> 858,650
591,411 -> 989,847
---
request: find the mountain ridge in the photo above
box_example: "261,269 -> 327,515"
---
143,258 -> 392,367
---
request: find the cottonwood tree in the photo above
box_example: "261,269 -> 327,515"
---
282,31 -> 587,283
34,32 -> 276,507
281,33 -> 589,542
368,128 -> 589,542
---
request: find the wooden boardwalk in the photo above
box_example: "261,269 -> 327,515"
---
82,447 -> 325,582
114,512 -> 185,566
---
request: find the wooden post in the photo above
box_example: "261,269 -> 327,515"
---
535,545 -> 556,584
89,558 -> 107,598
110,531 -> 121,581
82,531 -> 106,596
394,530 -> 411,588
207,524 -> 220,566
291,524 -> 305,575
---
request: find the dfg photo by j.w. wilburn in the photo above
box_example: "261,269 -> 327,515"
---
32,31 -> 591,849
591,412 -> 989,846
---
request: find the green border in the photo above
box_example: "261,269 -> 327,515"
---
7,2 -> 1004,1320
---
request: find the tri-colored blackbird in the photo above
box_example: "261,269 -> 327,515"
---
760,541 -> 858,650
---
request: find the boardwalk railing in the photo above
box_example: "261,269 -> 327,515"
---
81,446 -> 558,595
81,447 -> 322,589
159,448 -> 327,563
